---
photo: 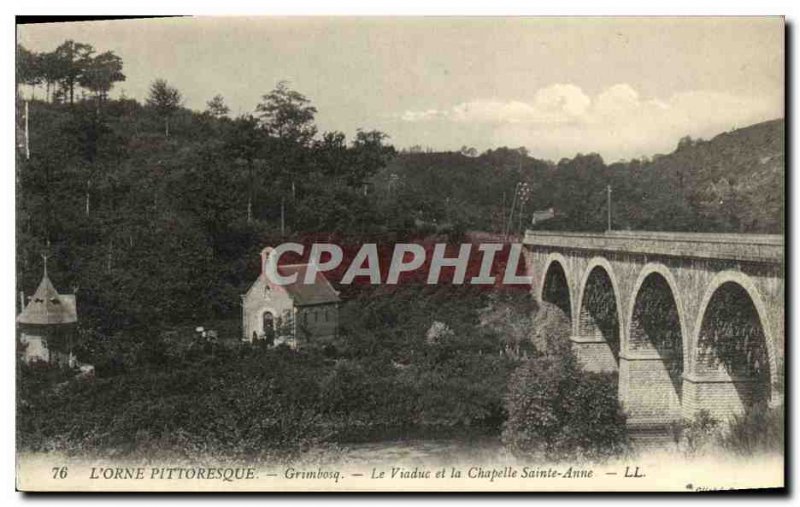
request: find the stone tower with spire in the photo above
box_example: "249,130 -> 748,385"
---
16,256 -> 78,366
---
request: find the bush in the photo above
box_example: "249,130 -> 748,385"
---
412,348 -> 512,431
18,285 -> 516,457
502,353 -> 630,461
16,346 -> 333,457
671,405 -> 784,457
671,409 -> 722,455
719,404 -> 784,456
317,358 -> 418,440
18,329 -> 513,456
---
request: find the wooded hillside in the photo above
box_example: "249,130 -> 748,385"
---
383,119 -> 784,234
16,41 -> 784,337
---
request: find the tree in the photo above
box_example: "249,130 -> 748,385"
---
255,81 -> 317,146
205,94 -> 230,119
146,79 -> 182,137
545,153 -> 607,231
66,110 -> 103,217
460,145 -> 478,158
677,135 -> 695,151
255,82 -> 318,203
348,129 -> 395,188
224,115 -> 264,222
16,45 -> 42,98
503,353 -> 629,460
79,51 -> 126,102
53,40 -> 95,105
38,51 -> 63,103
314,131 -> 348,178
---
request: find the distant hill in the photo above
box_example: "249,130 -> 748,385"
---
378,147 -> 553,233
380,119 -> 784,234
631,119 -> 785,233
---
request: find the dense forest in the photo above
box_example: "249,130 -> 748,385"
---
15,41 -> 784,337
383,119 -> 784,234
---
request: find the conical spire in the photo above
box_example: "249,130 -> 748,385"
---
16,259 -> 77,325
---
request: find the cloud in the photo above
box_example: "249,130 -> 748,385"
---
398,83 -> 781,160
592,83 -> 642,118
444,84 -> 592,125
400,109 -> 441,122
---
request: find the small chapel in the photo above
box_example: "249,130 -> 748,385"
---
16,258 -> 78,367
241,249 -> 340,349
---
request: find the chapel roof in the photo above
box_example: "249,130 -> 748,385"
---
278,264 -> 341,306
17,272 -> 77,325
246,263 -> 340,306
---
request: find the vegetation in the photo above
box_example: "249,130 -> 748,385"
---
145,79 -> 182,137
672,405 -> 784,457
16,52 -> 398,335
670,409 -> 722,456
385,122 -> 784,235
719,405 -> 784,456
502,335 -> 630,462
16,40 -> 784,338
17,41 -> 125,104
18,285 -> 518,457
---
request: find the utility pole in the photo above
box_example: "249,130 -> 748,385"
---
607,184 -> 612,232
518,181 -> 531,234
24,100 -> 30,160
504,182 -> 520,241
501,191 -> 506,234
281,197 -> 285,237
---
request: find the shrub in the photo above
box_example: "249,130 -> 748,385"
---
527,302 -> 572,358
502,353 -> 630,461
673,409 -> 722,455
18,285 -> 516,456
317,358 -> 417,440
672,405 -> 784,457
413,349 -> 513,431
718,404 -> 784,456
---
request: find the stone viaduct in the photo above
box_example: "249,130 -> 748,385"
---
522,230 -> 784,427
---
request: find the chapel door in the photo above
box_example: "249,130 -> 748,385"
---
262,312 -> 275,343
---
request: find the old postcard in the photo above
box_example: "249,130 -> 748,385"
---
14,16 -> 785,492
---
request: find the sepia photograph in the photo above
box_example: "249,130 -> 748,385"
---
13,15 -> 785,492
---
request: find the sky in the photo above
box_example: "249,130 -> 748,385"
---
17,16 -> 784,162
